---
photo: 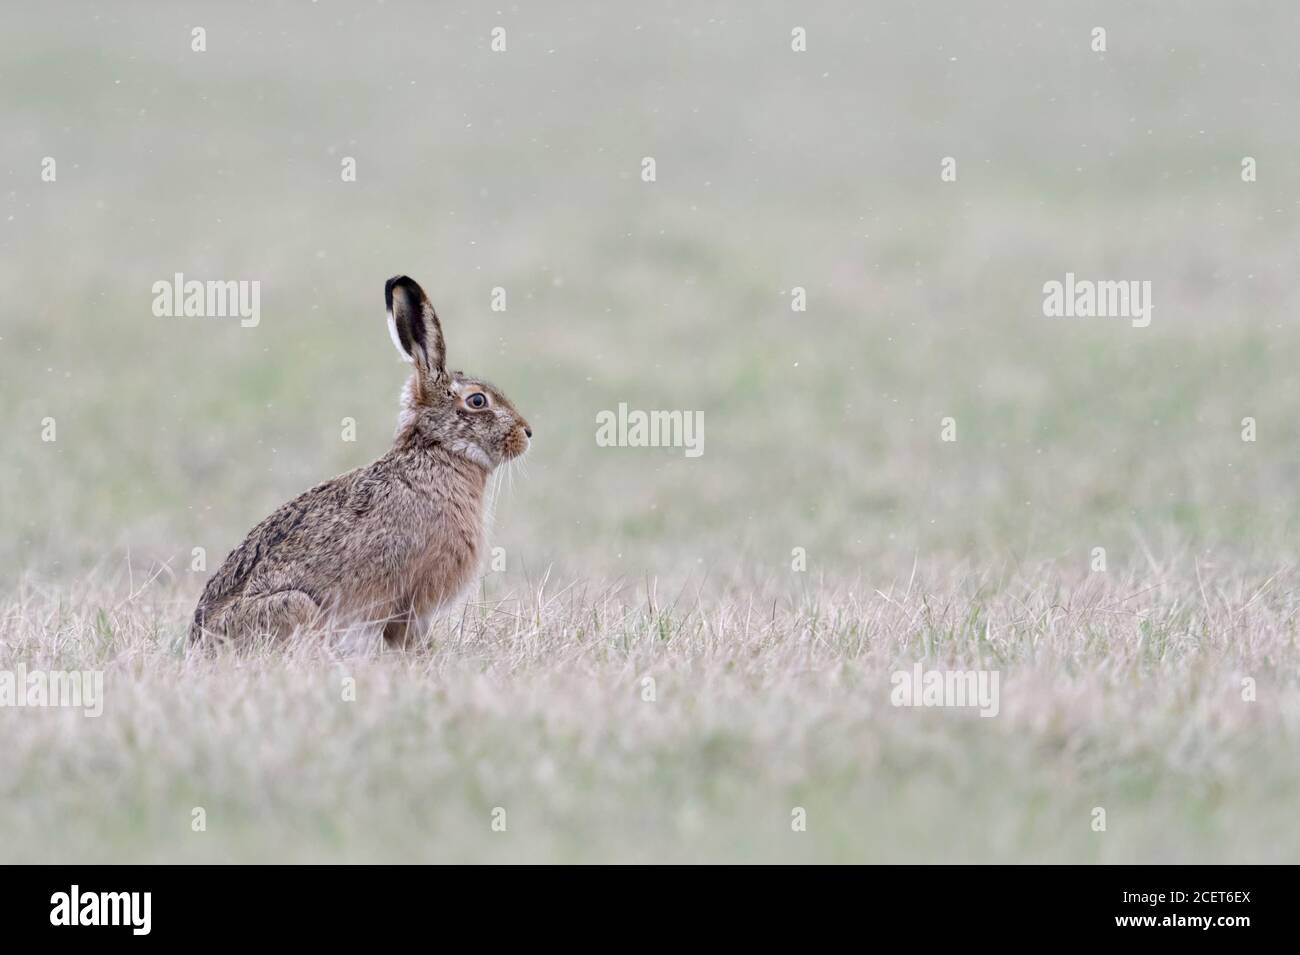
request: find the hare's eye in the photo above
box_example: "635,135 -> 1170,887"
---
466,392 -> 488,409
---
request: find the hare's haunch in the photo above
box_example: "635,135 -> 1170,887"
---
190,276 -> 532,646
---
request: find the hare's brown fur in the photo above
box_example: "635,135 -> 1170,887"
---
190,276 -> 530,646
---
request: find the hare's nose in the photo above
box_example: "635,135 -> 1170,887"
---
525,427 -> 533,438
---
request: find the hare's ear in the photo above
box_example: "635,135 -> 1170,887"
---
385,275 -> 446,379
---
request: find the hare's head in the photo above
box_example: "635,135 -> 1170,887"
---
385,275 -> 531,469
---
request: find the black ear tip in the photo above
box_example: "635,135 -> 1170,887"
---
382,274 -> 408,311
385,274 -> 416,311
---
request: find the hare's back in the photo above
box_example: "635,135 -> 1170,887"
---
194,476 -> 358,615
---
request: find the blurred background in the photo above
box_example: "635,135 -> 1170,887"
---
2,0 -> 1298,592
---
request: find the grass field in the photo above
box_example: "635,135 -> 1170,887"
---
2,1 -> 1298,863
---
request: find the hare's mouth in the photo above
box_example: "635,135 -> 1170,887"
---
502,428 -> 531,460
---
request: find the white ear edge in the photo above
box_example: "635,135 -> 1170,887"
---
387,310 -> 414,363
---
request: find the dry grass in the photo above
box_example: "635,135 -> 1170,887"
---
2,554 -> 1296,863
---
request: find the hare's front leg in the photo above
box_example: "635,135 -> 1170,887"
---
382,612 -> 417,649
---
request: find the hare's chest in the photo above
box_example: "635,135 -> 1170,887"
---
402,493 -> 486,616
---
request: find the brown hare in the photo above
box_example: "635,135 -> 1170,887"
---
189,275 -> 531,647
